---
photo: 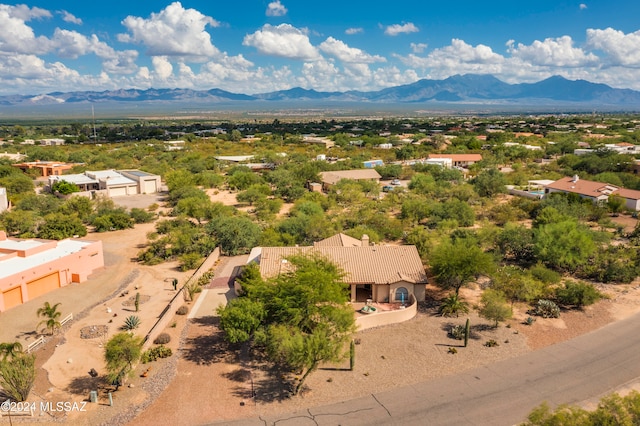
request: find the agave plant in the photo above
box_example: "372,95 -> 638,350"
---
121,315 -> 141,331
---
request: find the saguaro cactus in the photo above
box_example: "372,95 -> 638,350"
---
464,318 -> 470,347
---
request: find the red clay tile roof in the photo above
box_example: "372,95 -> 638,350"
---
545,176 -> 640,200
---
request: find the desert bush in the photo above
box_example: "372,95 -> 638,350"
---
448,324 -> 465,340
532,299 -> 560,318
141,346 -> 173,363
484,339 -> 499,347
555,281 -> 602,308
153,333 -> 171,345
176,305 -> 189,315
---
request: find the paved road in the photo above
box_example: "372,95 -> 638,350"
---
219,310 -> 640,426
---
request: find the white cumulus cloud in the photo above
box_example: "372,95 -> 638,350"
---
118,2 -> 220,60
384,23 -> 418,36
0,4 -> 53,54
51,29 -> 138,74
319,37 -> 385,63
586,28 -> 640,67
345,27 -> 363,35
580,3 -> 588,10
410,42 -> 427,53
152,56 -> 173,80
59,10 -> 82,25
507,36 -> 598,67
266,1 -> 287,17
243,24 -> 321,60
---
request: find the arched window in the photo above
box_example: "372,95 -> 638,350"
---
395,287 -> 409,302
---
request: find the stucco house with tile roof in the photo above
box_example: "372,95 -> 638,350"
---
544,175 -> 640,211
318,169 -> 381,191
427,153 -> 482,168
248,234 -> 428,303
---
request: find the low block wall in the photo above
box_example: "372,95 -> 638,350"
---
508,188 -> 543,199
355,296 -> 417,331
142,247 -> 220,349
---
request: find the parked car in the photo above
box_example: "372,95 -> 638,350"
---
391,179 -> 401,185
382,185 -> 394,192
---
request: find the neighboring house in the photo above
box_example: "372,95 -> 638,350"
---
545,175 -> 640,211
0,152 -> 26,161
39,138 -> 66,146
48,169 -> 161,197
12,161 -> 77,177
318,169 -> 381,191
0,231 -> 104,312
248,233 -> 428,304
164,140 -> 185,151
363,159 -> 384,168
0,187 -> 7,213
427,154 -> 482,168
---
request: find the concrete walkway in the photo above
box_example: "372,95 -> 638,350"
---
219,309 -> 640,426
189,255 -> 248,319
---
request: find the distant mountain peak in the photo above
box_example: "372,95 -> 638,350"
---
1,75 -> 639,107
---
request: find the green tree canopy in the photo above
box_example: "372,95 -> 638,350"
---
430,238 -> 495,295
218,255 -> 355,395
533,220 -> 596,272
104,332 -> 143,387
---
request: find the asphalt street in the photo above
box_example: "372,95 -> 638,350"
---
219,310 -> 640,426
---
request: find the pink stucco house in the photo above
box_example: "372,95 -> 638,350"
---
0,231 -> 104,312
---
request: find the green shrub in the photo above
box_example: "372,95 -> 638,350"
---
555,281 -> 602,308
532,299 -> 560,318
141,345 -> 173,363
529,264 -> 561,284
484,339 -> 499,347
448,325 -> 465,340
153,333 -> 171,345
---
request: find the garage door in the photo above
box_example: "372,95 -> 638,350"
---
27,272 -> 60,300
109,186 -> 127,197
3,286 -> 23,310
143,180 -> 157,194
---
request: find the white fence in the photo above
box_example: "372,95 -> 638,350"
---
26,336 -> 45,353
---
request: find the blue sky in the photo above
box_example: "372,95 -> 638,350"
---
2,1 -> 640,95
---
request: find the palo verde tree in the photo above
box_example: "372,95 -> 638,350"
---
430,238 -> 495,295
218,255 -> 356,395
104,332 -> 143,389
0,349 -> 36,402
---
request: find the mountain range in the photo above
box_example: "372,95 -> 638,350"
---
3,74 -> 640,107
